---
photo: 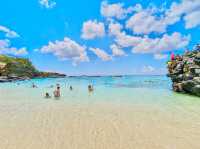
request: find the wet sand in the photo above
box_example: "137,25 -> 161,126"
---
0,100 -> 200,149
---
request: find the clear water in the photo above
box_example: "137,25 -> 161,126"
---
0,75 -> 199,106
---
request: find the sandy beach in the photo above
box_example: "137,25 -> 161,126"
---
0,99 -> 200,149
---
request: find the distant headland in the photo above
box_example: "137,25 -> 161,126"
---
167,45 -> 200,97
0,55 -> 66,82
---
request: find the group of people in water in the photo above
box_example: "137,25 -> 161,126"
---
32,83 -> 94,99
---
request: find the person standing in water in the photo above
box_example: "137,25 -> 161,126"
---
70,86 -> 73,91
54,86 -> 61,98
88,85 -> 94,92
32,83 -> 37,88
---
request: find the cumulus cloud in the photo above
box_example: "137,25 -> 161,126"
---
0,25 -> 19,38
39,0 -> 56,9
110,44 -> 126,56
141,65 -> 167,75
133,32 -> 190,53
39,37 -> 89,64
154,53 -> 168,60
126,10 -> 167,34
81,20 -> 105,40
0,39 -> 28,56
125,0 -> 200,34
166,0 -> 200,29
89,47 -> 112,61
101,1 -> 134,20
108,22 -> 190,54
142,65 -> 155,73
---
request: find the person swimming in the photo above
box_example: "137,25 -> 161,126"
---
88,85 -> 94,92
32,83 -> 37,88
70,86 -> 73,91
54,86 -> 61,98
45,92 -> 51,98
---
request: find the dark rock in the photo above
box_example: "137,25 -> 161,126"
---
167,45 -> 200,97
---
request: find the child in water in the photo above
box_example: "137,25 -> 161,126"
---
45,93 -> 51,98
88,85 -> 94,92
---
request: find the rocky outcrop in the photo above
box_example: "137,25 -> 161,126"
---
0,55 -> 66,82
167,45 -> 200,97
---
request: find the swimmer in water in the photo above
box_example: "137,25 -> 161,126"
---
45,92 -> 51,98
88,85 -> 94,92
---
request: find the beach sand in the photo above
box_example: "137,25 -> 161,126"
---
0,100 -> 200,149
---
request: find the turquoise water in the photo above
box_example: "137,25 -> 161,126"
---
0,75 -> 199,106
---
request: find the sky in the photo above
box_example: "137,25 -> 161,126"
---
0,0 -> 200,75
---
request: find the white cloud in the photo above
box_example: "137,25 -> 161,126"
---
39,0 -> 56,9
89,47 -> 112,61
108,22 -> 123,36
110,44 -> 126,56
109,22 -> 190,54
81,20 -> 105,40
125,0 -> 200,34
101,1 -> 133,20
184,10 -> 200,29
165,0 -> 200,29
0,39 -> 28,56
142,65 -> 155,73
0,25 -> 19,38
39,37 -> 89,64
132,32 -> 190,54
126,10 -> 167,34
141,65 -> 167,75
154,53 -> 168,60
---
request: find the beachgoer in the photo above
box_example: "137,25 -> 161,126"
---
32,83 -> 37,88
54,86 -> 61,98
88,85 -> 94,92
170,52 -> 175,61
70,86 -> 73,91
45,93 -> 51,98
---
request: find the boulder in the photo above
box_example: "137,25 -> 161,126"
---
167,45 -> 200,97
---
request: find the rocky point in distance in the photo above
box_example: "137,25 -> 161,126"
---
0,55 -> 66,82
167,44 -> 200,97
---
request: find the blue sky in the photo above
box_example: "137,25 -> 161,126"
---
0,0 -> 200,75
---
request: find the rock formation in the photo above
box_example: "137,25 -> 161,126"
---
167,45 -> 200,97
0,55 -> 66,82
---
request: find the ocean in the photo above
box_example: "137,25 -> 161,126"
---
0,75 -> 200,149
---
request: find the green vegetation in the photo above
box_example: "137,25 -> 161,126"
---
0,55 -> 65,79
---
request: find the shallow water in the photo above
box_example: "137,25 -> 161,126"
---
0,76 -> 200,149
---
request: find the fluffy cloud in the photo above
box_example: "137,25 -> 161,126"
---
89,47 -> 111,61
125,0 -> 200,34
0,25 -> 19,38
101,1 -> 134,20
133,32 -> 190,53
142,65 -> 155,73
108,22 -> 190,54
166,0 -> 200,29
40,37 -> 89,64
39,0 -> 56,9
126,10 -> 167,34
81,20 -> 105,40
154,53 -> 168,60
0,39 -> 28,56
110,44 -> 126,56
